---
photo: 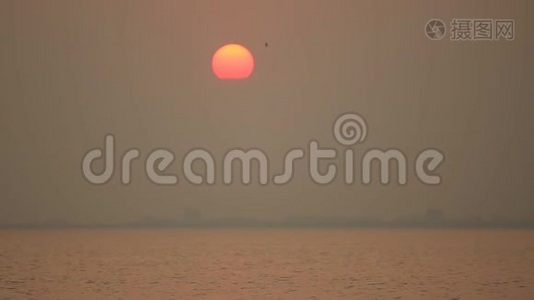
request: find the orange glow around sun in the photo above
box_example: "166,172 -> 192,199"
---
212,44 -> 254,80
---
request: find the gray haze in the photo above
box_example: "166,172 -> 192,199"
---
0,0 -> 533,225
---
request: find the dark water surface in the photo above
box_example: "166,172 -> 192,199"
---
1,228 -> 533,299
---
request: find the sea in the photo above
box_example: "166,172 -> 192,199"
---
1,228 -> 533,299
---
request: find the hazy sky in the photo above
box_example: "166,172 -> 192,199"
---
1,0 -> 532,224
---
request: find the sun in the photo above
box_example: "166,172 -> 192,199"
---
212,44 -> 254,80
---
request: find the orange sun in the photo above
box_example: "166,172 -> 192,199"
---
212,44 -> 254,80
